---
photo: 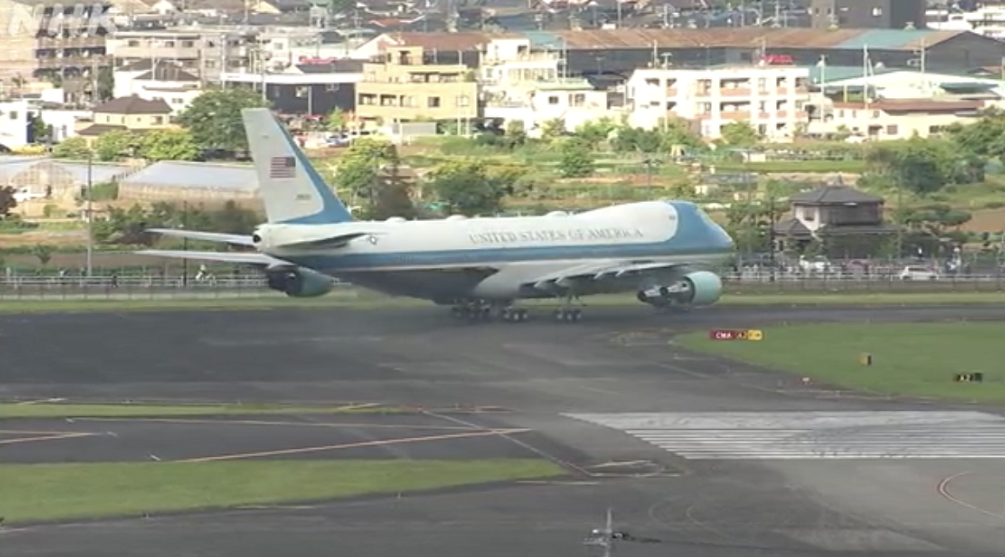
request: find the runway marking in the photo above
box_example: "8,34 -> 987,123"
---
176,428 -> 532,463
12,398 -> 66,405
0,429 -> 93,436
567,411 -> 1005,460
937,471 -> 1005,521
0,432 -> 94,446
73,417 -> 479,431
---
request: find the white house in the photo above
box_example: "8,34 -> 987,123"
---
625,65 -> 812,141
114,60 -> 203,113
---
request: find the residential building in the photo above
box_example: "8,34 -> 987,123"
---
107,28 -> 256,82
75,96 -> 173,143
0,101 -> 33,150
626,65 -> 812,141
485,78 -> 623,134
113,60 -> 202,113
927,5 -> 1005,40
362,29 -> 1005,77
0,0 -> 113,103
221,60 -> 361,116
772,184 -> 898,258
808,99 -> 985,140
355,46 -> 478,125
810,0 -> 927,30
813,68 -> 1005,101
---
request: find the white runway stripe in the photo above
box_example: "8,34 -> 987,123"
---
566,411 -> 1005,460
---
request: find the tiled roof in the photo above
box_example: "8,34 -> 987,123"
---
77,124 -> 128,136
134,66 -> 199,82
120,161 -> 257,192
93,96 -> 172,115
789,186 -> 883,205
378,28 -> 975,52
832,100 -> 985,112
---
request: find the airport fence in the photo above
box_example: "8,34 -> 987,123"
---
1,273 -> 1005,301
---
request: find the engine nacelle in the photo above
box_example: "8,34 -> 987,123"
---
636,271 -> 723,308
265,267 -> 335,298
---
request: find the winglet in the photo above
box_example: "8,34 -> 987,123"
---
242,108 -> 353,225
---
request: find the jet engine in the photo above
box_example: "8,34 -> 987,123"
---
265,267 -> 335,298
636,271 -> 723,308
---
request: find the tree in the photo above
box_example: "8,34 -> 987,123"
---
94,129 -> 138,161
719,121 -> 760,147
573,117 -> 617,145
946,108 -> 1005,160
139,129 -> 200,161
332,137 -> 400,215
0,186 -> 16,218
326,108 -> 347,133
51,137 -> 91,159
864,138 -> 968,195
503,119 -> 527,148
95,67 -> 114,102
558,137 -> 595,178
426,160 -> 516,215
31,244 -> 53,266
540,118 -> 566,141
176,88 -> 270,152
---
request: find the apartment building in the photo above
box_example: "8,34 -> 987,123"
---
0,0 -> 113,103
627,66 -> 812,141
107,28 -> 256,82
355,46 -> 478,125
479,37 -> 562,108
809,99 -> 985,140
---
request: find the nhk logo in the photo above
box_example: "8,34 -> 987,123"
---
4,3 -> 117,38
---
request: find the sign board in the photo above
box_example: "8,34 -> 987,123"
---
709,329 -> 763,341
760,54 -> 794,65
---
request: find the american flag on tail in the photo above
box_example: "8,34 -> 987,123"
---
269,156 -> 296,179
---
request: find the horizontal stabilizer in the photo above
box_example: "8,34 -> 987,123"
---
146,229 -> 255,246
276,231 -> 376,250
135,250 -> 289,267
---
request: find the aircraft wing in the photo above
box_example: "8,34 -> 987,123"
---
146,229 -> 255,246
135,250 -> 291,267
526,261 -> 685,290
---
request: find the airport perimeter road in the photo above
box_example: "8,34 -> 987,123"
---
3,305 -> 1005,556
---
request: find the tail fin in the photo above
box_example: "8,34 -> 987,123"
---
242,108 -> 353,224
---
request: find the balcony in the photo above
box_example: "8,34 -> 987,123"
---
719,87 -> 752,97
36,54 -> 111,68
37,36 -> 106,49
482,51 -> 559,64
719,110 -> 751,120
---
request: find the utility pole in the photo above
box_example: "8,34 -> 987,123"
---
85,150 -> 93,278
768,189 -> 776,281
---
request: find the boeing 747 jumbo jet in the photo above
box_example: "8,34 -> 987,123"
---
138,108 -> 735,323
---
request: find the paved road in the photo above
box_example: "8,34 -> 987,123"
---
3,305 -> 1005,557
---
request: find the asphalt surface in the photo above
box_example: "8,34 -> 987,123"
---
3,304 -> 1005,557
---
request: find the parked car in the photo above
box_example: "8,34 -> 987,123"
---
898,266 -> 938,280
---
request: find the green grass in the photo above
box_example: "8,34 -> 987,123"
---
676,322 -> 1005,404
2,291 -> 1005,314
0,402 -> 406,418
0,460 -> 564,524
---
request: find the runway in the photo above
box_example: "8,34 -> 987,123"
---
3,304 -> 1005,556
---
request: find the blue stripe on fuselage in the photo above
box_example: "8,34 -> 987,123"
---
280,201 -> 735,272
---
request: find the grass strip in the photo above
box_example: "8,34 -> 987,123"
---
676,322 -> 1005,404
0,460 -> 564,524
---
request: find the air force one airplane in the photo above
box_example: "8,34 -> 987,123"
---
138,108 -> 735,323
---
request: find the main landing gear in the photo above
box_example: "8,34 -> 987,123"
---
552,293 -> 584,323
449,300 -> 529,323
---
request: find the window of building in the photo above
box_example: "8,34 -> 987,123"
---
172,98 -> 183,104
886,124 -> 898,135
456,95 -> 469,107
164,41 -> 174,47
571,93 -> 586,107
127,40 -> 139,47
181,40 -> 194,47
872,7 -> 882,16
8,111 -> 17,120
153,116 -> 164,124
428,96 -> 441,108
871,110 -> 880,118
699,102 -> 712,114
758,101 -> 767,112
548,95 -> 559,105
644,78 -> 658,86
